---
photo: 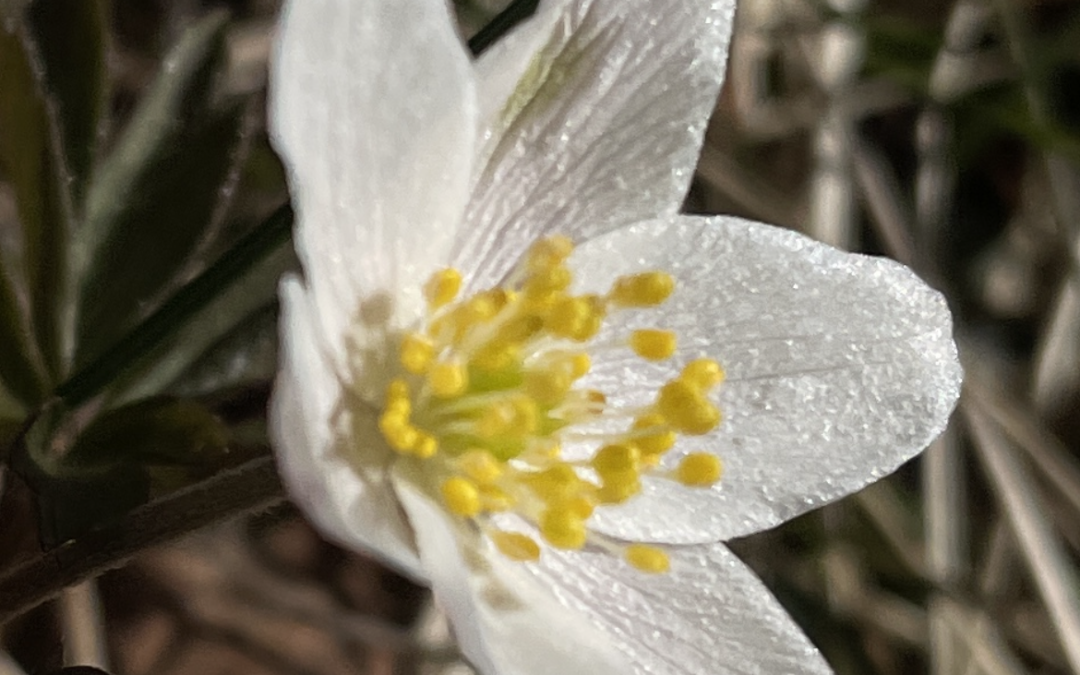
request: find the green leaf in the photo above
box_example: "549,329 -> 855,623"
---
165,302 -> 279,398
0,23 -> 57,402
57,204 -> 294,408
119,242 -> 290,403
26,0 -> 108,203
74,9 -> 238,365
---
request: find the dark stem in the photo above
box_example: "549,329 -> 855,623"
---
0,454 -> 284,625
467,0 -> 540,56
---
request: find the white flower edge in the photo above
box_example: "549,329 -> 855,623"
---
454,0 -> 737,290
396,475 -> 833,675
270,0 -> 478,402
569,215 -> 962,543
274,274 -> 423,578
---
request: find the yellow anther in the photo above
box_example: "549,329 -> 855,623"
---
525,464 -> 581,503
423,268 -> 462,309
437,295 -> 499,343
632,413 -> 676,459
479,484 -> 515,511
676,452 -> 723,487
591,443 -> 640,475
629,329 -> 677,361
386,378 -> 410,402
379,413 -> 418,453
569,352 -> 591,379
399,332 -> 435,374
609,271 -> 675,307
656,379 -> 721,435
624,544 -> 670,573
457,450 -> 503,484
412,432 -> 438,459
526,235 -> 574,272
472,342 -> 520,372
428,361 -> 468,398
539,507 -> 587,549
441,477 -> 481,517
681,358 -> 725,391
596,470 -> 641,504
491,531 -> 541,561
524,369 -> 572,405
546,296 -> 591,337
523,264 -> 571,298
564,495 -> 595,520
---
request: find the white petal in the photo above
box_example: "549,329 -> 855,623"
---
456,0 -> 736,289
271,275 -> 424,580
270,0 -> 478,356
393,473 -> 631,675
524,542 -> 834,675
569,216 -> 962,543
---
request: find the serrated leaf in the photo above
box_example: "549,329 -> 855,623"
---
0,23 -> 56,403
26,0 -> 107,203
74,10 -> 237,366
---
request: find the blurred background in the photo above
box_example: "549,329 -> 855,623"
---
2,0 -> 1080,673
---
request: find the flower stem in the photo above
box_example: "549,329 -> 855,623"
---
0,454 -> 283,625
467,0 -> 539,56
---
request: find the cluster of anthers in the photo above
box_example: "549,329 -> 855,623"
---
377,236 -> 724,573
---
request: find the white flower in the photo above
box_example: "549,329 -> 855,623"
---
268,0 -> 962,673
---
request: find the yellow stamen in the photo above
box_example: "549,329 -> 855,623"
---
681,358 -> 725,390
676,452 -> 723,487
370,235 -> 727,574
540,507 -> 587,549
624,544 -> 670,573
441,477 -> 481,517
491,531 -> 541,561
656,379 -> 721,435
399,333 -> 435,374
609,271 -> 675,307
629,329 -> 677,360
428,361 -> 468,398
424,268 -> 463,309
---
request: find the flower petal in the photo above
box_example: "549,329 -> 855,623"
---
270,0 -> 478,351
272,275 -> 424,580
393,474 -> 632,675
569,215 -> 961,543
456,0 -> 736,289
524,542 -> 834,675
